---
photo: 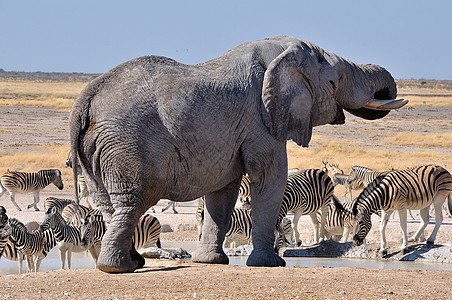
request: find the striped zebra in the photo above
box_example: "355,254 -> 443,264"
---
275,168 -> 334,250
238,169 -> 300,209
61,203 -> 103,228
0,169 -> 64,211
348,166 -> 390,186
42,207 -> 100,269
1,218 -> 46,273
44,197 -> 75,213
352,165 -> 452,256
80,213 -> 162,250
332,172 -> 365,201
223,207 -> 253,248
317,196 -> 356,243
65,152 -> 92,209
195,197 -> 205,241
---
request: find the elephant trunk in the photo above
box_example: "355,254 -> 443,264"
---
338,61 -> 406,120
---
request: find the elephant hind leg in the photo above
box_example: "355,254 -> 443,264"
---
192,178 -> 241,265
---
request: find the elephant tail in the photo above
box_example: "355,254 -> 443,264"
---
69,82 -> 97,204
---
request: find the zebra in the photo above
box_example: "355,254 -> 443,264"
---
352,165 -> 452,256
65,152 -> 92,209
61,203 -> 103,228
238,169 -> 300,210
316,196 -> 356,243
275,168 -> 334,250
332,172 -> 365,201
79,213 -> 162,250
348,166 -> 390,186
195,197 -> 205,241
44,197 -> 75,213
41,207 -> 100,269
223,207 -> 253,248
1,218 -> 46,273
161,200 -> 179,214
0,169 -> 64,211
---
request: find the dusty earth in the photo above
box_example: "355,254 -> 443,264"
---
0,105 -> 452,299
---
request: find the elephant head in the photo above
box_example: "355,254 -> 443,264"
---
261,38 -> 407,147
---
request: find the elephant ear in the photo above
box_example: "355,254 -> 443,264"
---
261,43 -> 318,147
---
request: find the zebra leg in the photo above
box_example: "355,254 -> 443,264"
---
192,179 -> 240,265
308,212 -> 321,244
319,206 -> 328,242
18,252 -> 24,274
292,211 -> 302,246
59,248 -> 67,269
172,202 -> 178,214
88,245 -> 99,264
8,192 -> 22,211
410,207 -> 429,242
379,210 -> 392,257
340,227 -> 351,243
426,194 -> 447,244
27,191 -> 40,211
397,209 -> 408,254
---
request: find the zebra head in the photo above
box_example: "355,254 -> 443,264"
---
41,207 -> 60,231
274,218 -> 293,253
1,218 -> 25,239
0,206 -> 7,231
80,215 -> 97,247
50,169 -> 64,190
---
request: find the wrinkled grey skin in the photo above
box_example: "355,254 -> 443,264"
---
70,36 -> 401,273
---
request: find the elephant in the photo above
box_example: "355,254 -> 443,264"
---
70,35 -> 407,273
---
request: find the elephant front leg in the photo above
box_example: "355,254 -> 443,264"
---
192,179 -> 241,264
246,169 -> 287,267
96,206 -> 142,273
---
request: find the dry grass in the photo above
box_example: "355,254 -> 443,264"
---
287,140 -> 452,173
0,145 -> 73,188
0,79 -> 87,110
384,132 -> 452,148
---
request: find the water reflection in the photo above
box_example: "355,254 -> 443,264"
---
2,241 -> 452,275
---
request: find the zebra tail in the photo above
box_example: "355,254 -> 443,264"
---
156,238 -> 162,249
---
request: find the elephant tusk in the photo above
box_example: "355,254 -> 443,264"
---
364,98 -> 408,110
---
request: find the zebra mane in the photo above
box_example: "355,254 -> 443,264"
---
37,169 -> 61,176
352,175 -> 386,215
331,195 -> 346,212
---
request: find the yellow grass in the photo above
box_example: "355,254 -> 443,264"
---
287,140 -> 452,173
0,145 -> 74,188
384,132 -> 452,148
0,79 -> 88,110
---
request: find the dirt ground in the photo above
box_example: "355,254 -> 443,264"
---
1,105 -> 452,299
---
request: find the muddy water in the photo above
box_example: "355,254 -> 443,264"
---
2,241 -> 452,275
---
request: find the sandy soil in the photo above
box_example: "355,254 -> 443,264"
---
1,105 -> 452,299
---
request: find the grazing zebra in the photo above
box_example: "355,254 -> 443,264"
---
273,217 -> 294,251
352,165 -> 452,256
317,196 -> 356,242
0,169 -> 64,211
65,152 -> 92,209
332,173 -> 365,201
80,213 -> 162,250
42,207 -> 100,269
275,169 -> 334,250
195,197 -> 205,241
1,218 -> 46,273
161,200 -> 179,214
223,207 -> 253,248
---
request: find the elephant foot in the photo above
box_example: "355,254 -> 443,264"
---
96,246 -> 136,273
246,249 -> 286,267
192,245 -> 229,264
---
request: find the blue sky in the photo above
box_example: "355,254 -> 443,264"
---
1,0 -> 451,79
